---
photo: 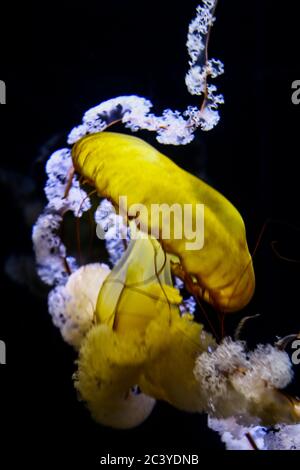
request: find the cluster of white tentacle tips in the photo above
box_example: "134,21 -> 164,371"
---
68,1 -> 224,147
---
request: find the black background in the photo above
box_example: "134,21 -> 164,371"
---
0,0 -> 299,464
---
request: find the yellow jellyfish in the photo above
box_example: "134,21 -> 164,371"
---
72,132 -> 255,313
74,230 -> 216,428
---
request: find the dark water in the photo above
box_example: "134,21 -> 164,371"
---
0,0 -> 299,464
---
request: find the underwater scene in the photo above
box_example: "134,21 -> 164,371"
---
0,0 -> 300,463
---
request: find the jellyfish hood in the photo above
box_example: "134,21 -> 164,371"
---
72,132 -> 255,313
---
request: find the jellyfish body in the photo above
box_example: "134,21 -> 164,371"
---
72,132 -> 255,313
75,233 -> 217,428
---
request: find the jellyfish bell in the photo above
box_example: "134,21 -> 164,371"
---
71,131 -> 255,314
